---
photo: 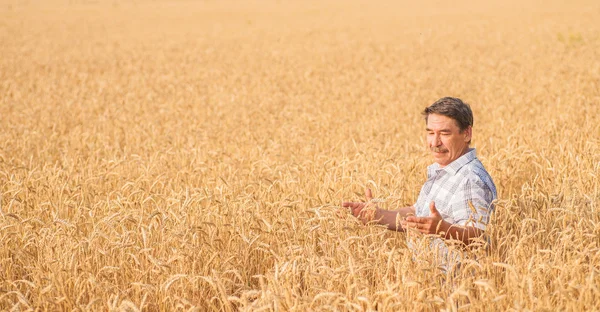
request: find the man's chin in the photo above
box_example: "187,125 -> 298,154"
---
431,154 -> 448,165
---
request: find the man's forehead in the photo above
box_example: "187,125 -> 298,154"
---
426,114 -> 460,130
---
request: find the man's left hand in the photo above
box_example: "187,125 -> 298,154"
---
401,201 -> 447,235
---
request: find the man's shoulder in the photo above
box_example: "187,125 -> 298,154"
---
459,159 -> 497,193
459,159 -> 491,178
462,157 -> 489,173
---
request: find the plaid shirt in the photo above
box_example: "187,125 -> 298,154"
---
413,148 -> 497,230
409,148 -> 497,273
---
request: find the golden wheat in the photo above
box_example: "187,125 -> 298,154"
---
1,0 -> 599,310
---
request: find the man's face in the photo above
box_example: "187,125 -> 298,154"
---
426,113 -> 472,167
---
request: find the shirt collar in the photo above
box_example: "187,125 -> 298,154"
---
428,148 -> 477,176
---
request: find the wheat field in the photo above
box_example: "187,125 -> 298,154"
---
1,0 -> 599,310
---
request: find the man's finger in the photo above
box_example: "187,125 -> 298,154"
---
365,188 -> 373,202
407,216 -> 428,224
405,216 -> 420,222
342,202 -> 362,208
429,201 -> 441,217
405,221 -> 420,230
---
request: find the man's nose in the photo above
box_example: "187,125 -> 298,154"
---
432,134 -> 442,146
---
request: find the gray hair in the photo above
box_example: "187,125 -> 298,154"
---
422,97 -> 473,131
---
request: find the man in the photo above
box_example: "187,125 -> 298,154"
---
343,97 -> 497,253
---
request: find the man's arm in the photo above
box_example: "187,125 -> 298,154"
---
401,201 -> 485,245
342,188 -> 415,232
438,222 -> 484,245
374,206 -> 414,231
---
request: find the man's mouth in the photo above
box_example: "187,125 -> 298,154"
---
431,148 -> 448,153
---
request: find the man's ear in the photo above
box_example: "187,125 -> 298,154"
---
463,126 -> 472,143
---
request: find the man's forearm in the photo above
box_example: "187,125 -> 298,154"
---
438,221 -> 484,245
375,206 -> 415,232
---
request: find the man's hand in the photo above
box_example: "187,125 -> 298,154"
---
401,201 -> 447,235
401,202 -> 485,245
342,188 -> 379,224
341,190 -> 416,232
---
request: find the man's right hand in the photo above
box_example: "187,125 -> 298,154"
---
342,188 -> 379,224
